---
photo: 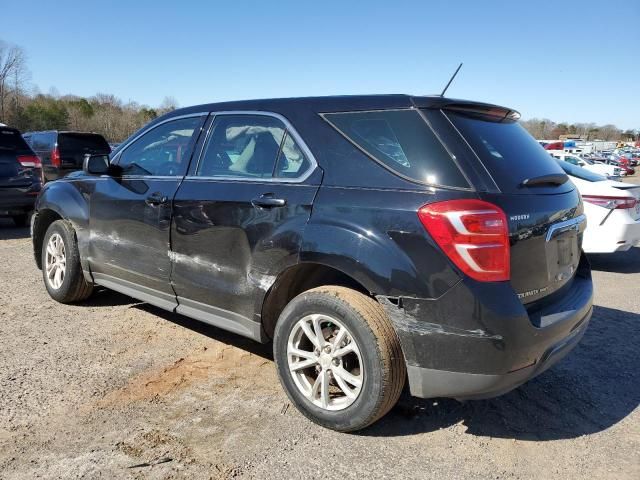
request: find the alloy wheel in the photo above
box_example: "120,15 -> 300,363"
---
287,314 -> 363,411
45,233 -> 66,290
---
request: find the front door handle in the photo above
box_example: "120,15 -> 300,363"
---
251,194 -> 286,208
145,192 -> 169,206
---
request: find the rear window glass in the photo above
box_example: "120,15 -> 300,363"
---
446,112 -> 567,193
59,133 -> 110,154
324,110 -> 469,188
0,128 -> 33,154
556,159 -> 606,182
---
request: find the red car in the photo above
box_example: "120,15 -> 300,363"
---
610,155 -> 637,176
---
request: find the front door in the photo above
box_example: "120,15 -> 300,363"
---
171,113 -> 320,339
88,114 -> 207,309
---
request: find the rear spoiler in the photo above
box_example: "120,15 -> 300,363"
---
443,104 -> 521,123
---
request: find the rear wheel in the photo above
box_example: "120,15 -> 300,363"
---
41,220 -> 93,303
12,214 -> 29,228
273,286 -> 405,432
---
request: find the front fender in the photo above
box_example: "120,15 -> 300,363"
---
34,180 -> 92,275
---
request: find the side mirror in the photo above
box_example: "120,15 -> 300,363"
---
83,154 -> 110,175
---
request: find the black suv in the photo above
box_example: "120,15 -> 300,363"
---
31,96 -> 593,431
23,130 -> 111,182
0,126 -> 42,226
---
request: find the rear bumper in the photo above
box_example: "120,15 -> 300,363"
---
582,217 -> 640,253
406,305 -> 590,399
379,255 -> 593,400
0,191 -> 37,216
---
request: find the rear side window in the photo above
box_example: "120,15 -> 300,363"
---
59,133 -> 110,155
446,112 -> 568,193
0,128 -> 33,154
323,110 -> 469,188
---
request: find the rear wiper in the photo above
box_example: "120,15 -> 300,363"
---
520,174 -> 569,188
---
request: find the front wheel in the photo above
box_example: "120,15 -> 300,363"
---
273,286 -> 406,432
41,220 -> 93,303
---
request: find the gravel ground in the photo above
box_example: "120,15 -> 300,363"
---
1,184 -> 639,479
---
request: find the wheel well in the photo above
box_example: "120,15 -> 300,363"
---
33,209 -> 63,269
261,263 -> 371,340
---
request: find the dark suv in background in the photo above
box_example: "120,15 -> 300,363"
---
23,130 -> 110,182
31,95 -> 593,431
0,126 -> 42,226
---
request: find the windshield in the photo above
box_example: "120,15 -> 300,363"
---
556,159 -> 606,182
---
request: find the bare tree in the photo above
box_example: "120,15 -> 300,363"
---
0,40 -> 27,123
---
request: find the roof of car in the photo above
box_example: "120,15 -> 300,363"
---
166,94 -> 518,118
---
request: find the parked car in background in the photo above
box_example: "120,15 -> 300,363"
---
32,95 -> 593,431
23,131 -> 111,182
557,161 -> 640,253
608,154 -> 635,176
551,153 -> 620,178
0,126 -> 43,226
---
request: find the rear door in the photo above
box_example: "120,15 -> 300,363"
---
429,108 -> 585,305
88,114 -> 206,309
170,113 -> 320,338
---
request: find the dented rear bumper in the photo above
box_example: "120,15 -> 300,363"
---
378,264 -> 593,400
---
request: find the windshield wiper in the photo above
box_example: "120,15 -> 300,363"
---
520,173 -> 569,188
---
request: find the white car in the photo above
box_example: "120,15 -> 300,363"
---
557,161 -> 640,253
551,153 -> 621,178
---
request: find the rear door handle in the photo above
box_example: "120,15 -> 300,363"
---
251,194 -> 286,208
145,192 -> 169,206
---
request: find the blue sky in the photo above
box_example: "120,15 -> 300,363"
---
2,0 -> 639,129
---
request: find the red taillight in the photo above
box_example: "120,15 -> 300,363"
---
51,147 -> 61,167
17,155 -> 42,169
418,199 -> 510,282
582,195 -> 637,210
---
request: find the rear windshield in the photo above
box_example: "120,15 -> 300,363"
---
59,133 -> 110,154
556,159 -> 606,182
0,128 -> 33,154
446,112 -> 568,193
323,110 -> 469,188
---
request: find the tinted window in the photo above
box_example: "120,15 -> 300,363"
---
0,128 -> 33,154
118,116 -> 202,176
275,133 -> 310,178
27,133 -> 51,150
324,110 -> 468,188
58,133 -> 110,155
556,160 -> 606,182
446,112 -> 567,193
197,115 -> 284,178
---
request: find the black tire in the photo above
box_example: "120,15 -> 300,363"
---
273,286 -> 406,432
12,214 -> 29,228
41,220 -> 93,303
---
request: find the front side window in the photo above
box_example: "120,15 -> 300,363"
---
197,115 -> 286,179
118,116 -> 203,176
323,110 -> 468,188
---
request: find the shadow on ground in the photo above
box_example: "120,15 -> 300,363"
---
588,247 -> 640,274
0,219 -> 30,240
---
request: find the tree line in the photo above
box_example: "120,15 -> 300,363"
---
519,118 -> 638,142
1,39 -> 638,143
0,40 -> 176,142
